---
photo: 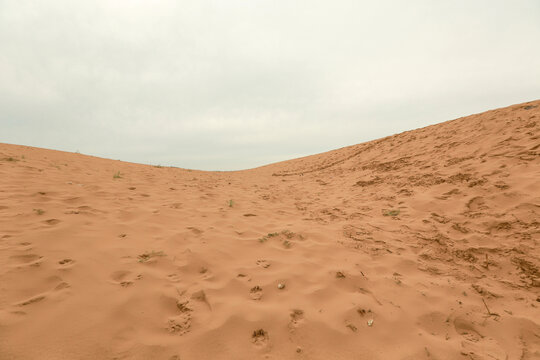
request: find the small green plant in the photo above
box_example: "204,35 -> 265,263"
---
382,209 -> 400,217
258,232 -> 281,243
228,200 -> 234,207
138,250 -> 166,263
283,240 -> 292,248
4,157 -> 18,162
33,208 -> 45,215
281,230 -> 295,239
154,164 -> 163,168
113,171 -> 122,179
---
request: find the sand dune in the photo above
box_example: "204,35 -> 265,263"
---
1,100 -> 539,359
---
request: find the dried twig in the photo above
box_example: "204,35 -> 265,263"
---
482,298 -> 491,314
482,298 -> 500,317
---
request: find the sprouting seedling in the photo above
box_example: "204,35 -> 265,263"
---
33,208 -> 45,215
228,200 -> 234,207
113,171 -> 122,179
382,209 -> 400,217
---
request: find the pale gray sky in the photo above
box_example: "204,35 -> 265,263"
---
1,1 -> 539,170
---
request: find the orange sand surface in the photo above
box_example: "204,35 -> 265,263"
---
1,101 -> 539,359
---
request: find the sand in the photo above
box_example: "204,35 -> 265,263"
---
0,100 -> 539,359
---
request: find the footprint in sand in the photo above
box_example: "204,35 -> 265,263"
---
466,197 -> 488,212
168,300 -> 192,335
167,273 -> 181,282
54,281 -> 70,291
191,290 -> 211,310
10,254 -> 43,267
58,258 -> 75,269
13,277 -> 70,307
43,219 -> 61,225
110,270 -> 142,287
187,227 -> 204,235
453,316 -> 483,342
251,329 -> 269,347
250,286 -> 263,300
460,337 -> 507,359
417,311 -> 449,337
289,309 -> 304,330
167,313 -> 191,335
16,294 -> 46,307
256,259 -> 271,268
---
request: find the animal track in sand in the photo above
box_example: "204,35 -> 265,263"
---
186,227 -> 203,235
54,281 -> 70,291
16,294 -> 46,307
250,286 -> 262,300
167,273 -> 181,282
417,311 -> 449,336
289,309 -> 304,329
168,299 -> 193,335
10,254 -> 43,266
110,270 -> 142,287
256,259 -> 271,268
191,290 -> 211,309
137,250 -> 166,263
43,219 -> 61,225
251,328 -> 269,347
453,316 -> 483,342
11,242 -> 33,251
58,258 -> 75,268
167,313 -> 191,335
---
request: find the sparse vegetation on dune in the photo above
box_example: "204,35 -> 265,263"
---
0,101 -> 539,359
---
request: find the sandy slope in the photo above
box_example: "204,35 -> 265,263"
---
0,100 -> 539,360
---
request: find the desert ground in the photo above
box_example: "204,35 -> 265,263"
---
0,101 -> 539,359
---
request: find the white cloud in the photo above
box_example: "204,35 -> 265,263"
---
1,0 -> 539,170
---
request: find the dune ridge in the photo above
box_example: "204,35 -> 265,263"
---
0,100 -> 539,359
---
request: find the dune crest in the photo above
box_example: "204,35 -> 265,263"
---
1,100 -> 539,359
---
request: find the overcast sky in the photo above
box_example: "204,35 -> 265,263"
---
1,1 -> 539,170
